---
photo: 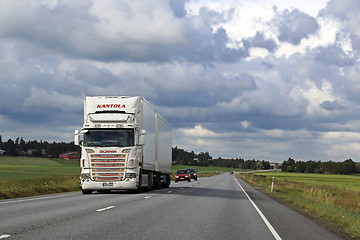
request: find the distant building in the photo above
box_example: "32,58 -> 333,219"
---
59,152 -> 80,160
270,162 -> 280,169
0,149 -> 5,155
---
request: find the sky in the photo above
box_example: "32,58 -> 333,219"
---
1,0 -> 360,162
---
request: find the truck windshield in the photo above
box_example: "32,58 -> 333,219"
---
83,129 -> 134,147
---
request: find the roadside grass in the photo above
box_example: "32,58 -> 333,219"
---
252,171 -> 360,192
0,156 -> 80,199
237,172 -> 360,238
0,176 -> 80,199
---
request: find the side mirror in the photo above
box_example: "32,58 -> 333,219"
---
74,130 -> 80,146
139,130 -> 146,146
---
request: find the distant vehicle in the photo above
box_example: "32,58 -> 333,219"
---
175,169 -> 191,182
186,168 -> 197,181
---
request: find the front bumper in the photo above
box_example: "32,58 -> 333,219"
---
81,179 -> 137,190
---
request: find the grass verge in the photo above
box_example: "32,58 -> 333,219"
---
0,156 -> 80,200
0,176 -> 81,199
237,172 -> 360,239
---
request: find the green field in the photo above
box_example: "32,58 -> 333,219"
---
0,156 -> 80,181
0,156 -> 81,199
253,171 -> 360,192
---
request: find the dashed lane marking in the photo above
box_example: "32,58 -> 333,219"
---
96,206 -> 115,212
0,235 -> 11,239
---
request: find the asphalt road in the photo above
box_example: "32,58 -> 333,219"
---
0,174 -> 342,240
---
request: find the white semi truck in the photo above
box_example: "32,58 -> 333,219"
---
74,96 -> 172,194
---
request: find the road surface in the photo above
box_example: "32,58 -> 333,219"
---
0,174 -> 341,239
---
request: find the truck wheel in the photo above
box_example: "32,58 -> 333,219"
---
166,174 -> 170,188
136,172 -> 143,193
82,190 -> 92,195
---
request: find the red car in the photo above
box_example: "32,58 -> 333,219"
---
174,169 -> 191,182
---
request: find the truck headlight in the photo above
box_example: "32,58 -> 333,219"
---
128,159 -> 135,168
125,173 -> 137,179
81,173 -> 90,179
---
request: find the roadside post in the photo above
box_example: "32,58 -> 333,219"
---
271,177 -> 275,192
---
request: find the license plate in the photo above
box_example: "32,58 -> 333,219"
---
102,182 -> 114,187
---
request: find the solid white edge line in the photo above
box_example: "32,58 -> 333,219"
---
0,235 -> 11,239
96,206 -> 115,212
0,193 -> 78,204
235,179 -> 282,240
144,196 -> 152,199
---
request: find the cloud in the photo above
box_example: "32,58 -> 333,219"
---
1,0 -> 360,162
320,0 -> 360,50
320,100 -> 345,111
273,8 -> 320,45
0,0 -> 248,63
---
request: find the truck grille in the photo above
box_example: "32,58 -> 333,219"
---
90,153 -> 127,181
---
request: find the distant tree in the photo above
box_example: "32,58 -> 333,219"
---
255,161 -> 264,169
4,139 -> 17,156
282,158 -> 295,172
19,138 -> 26,152
340,159 -> 356,175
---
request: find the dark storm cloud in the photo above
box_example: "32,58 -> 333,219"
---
274,8 -> 319,45
320,100 -> 345,111
243,32 -> 278,53
0,1 -> 248,64
170,0 -> 188,18
1,0 -> 360,161
314,45 -> 356,67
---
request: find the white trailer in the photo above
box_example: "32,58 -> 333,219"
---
74,96 -> 172,194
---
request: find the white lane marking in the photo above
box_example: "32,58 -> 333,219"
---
180,188 -> 184,190
235,179 -> 282,240
144,196 -> 152,199
167,191 -> 172,194
0,235 -> 11,239
0,193 -> 79,204
96,206 -> 115,212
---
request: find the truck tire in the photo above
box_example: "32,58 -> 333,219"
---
82,190 -> 92,195
147,171 -> 153,191
154,172 -> 161,189
161,174 -> 170,188
136,171 -> 143,193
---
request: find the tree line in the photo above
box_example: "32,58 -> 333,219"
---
0,135 -> 79,158
281,157 -> 359,175
172,146 -> 272,170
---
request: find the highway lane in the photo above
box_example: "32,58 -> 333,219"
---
0,174 -> 342,240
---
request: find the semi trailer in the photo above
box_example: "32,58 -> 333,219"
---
74,96 -> 172,194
